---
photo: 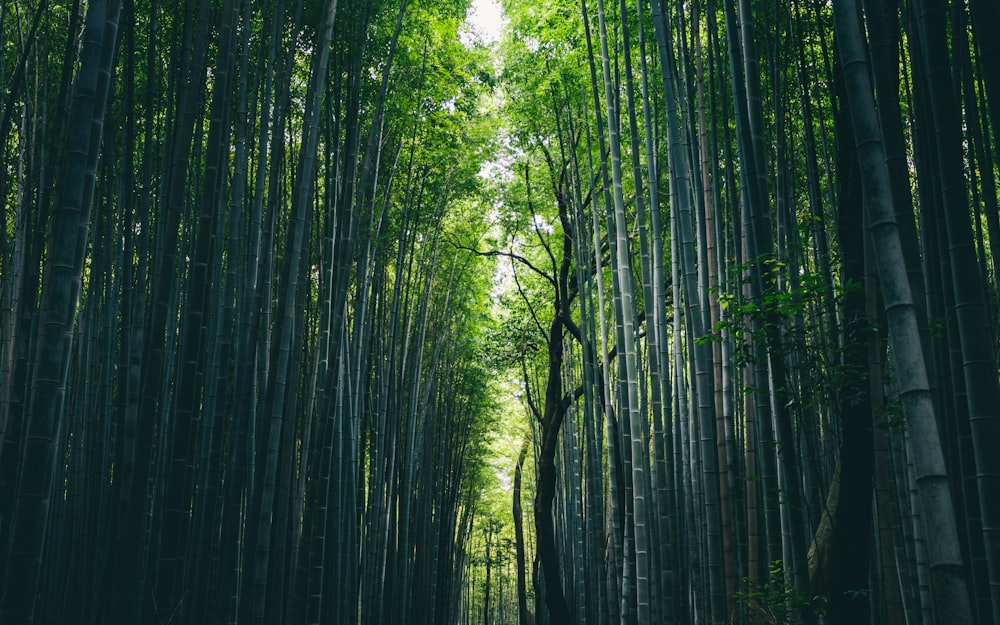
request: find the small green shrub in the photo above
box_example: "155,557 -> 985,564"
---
734,561 -> 827,624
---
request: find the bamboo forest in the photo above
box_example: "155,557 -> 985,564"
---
4,0 -> 1000,623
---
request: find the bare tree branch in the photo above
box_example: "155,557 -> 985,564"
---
450,238 -> 557,289
512,257 -> 550,346
520,349 -> 543,423
523,162 -> 560,283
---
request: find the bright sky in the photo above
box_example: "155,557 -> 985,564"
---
463,0 -> 507,46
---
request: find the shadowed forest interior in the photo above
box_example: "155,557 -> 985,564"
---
2,0 -> 1000,623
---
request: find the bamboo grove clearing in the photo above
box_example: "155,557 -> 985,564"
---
1,0 -> 1000,623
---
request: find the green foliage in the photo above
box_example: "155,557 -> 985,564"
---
698,259 -> 873,422
735,562 -> 827,625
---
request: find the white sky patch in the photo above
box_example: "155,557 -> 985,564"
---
532,214 -> 554,234
461,0 -> 507,47
491,244 -> 518,303
479,135 -> 521,182
479,156 -> 516,183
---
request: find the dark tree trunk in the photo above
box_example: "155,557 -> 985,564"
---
828,42 -> 874,622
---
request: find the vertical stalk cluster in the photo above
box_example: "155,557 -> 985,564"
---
0,2 -> 503,625
489,0 -> 1000,623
